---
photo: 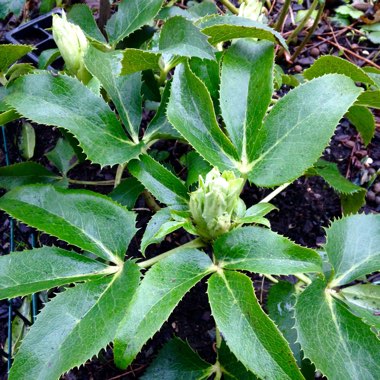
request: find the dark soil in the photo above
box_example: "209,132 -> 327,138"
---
1,1 -> 380,379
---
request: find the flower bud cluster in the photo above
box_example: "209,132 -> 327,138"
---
189,168 -> 245,240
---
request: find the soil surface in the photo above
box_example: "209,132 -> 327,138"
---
1,1 -> 379,379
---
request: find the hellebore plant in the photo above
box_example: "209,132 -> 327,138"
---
0,1 -> 380,379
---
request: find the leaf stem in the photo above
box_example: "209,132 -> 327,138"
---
219,0 -> 239,14
143,190 -> 161,212
294,273 -> 312,285
68,179 -> 115,186
137,238 -> 206,268
275,0 -> 291,32
264,274 -> 279,283
259,183 -> 290,203
114,163 -> 127,188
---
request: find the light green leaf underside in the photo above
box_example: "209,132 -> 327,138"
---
213,226 -> 322,275
159,16 -> 215,61
0,184 -> 137,264
128,154 -> 189,206
294,278 -> 380,380
121,48 -> 161,75
324,214 -> 380,287
220,39 -> 274,161
0,44 -> 33,72
68,4 -> 107,43
45,137 -> 78,176
167,62 -> 239,172
114,249 -> 213,368
6,73 -> 143,167
303,55 -> 375,85
106,0 -> 164,45
0,246 -> 116,299
141,338 -> 214,380
198,15 -> 287,49
84,46 -> 142,142
208,271 -> 303,380
239,202 -> 277,225
346,105 -> 376,146
9,261 -> 140,380
0,162 -> 61,190
248,74 -> 362,187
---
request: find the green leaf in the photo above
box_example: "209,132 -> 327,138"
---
109,177 -> 144,209
356,90 -> 380,109
6,63 -> 34,83
218,341 -> 259,380
247,74 -> 362,187
128,154 -> 189,206
0,44 -> 33,72
324,214 -> 380,287
362,66 -> 380,88
18,122 -> 35,160
121,48 -> 161,75
0,0 -> 24,20
208,271 -> 303,380
346,105 -> 376,145
9,261 -> 141,380
303,56 -> 375,85
39,0 -> 55,14
238,202 -> 277,226
294,278 -> 380,380
142,338 -> 214,380
340,284 -> 380,330
0,108 -> 20,125
213,226 -> 322,275
38,48 -> 61,70
267,281 -> 301,365
0,185 -> 137,264
85,46 -> 142,142
6,73 -> 144,167
311,159 -> 366,215
159,16 -> 215,61
106,0 -> 164,45
182,151 -> 212,187
45,137 -> 78,176
220,39 -> 274,161
68,4 -> 107,43
188,0 -> 218,18
167,62 -> 238,171
114,248 -> 213,368
0,246 -> 117,299
143,81 -> 181,141
0,162 -> 61,190
140,208 -> 172,255
198,15 -> 287,49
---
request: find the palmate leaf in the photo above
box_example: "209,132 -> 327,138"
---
294,278 -> 380,380
9,261 -> 140,380
0,162 -> 61,190
167,62 -> 239,172
114,249 -> 213,368
0,185 -> 137,264
324,214 -> 380,287
208,271 -> 303,380
0,246 -> 117,299
141,338 -> 214,380
247,74 -> 362,186
5,73 -> 144,167
128,154 -> 189,207
213,226 -> 322,275
106,0 -> 164,45
84,45 -> 142,143
220,39 -> 274,161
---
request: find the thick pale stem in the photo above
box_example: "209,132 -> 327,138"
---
219,0 -> 239,14
264,274 -> 279,283
259,183 -> 290,204
137,238 -> 206,268
114,163 -> 126,188
294,273 -> 312,285
68,179 -> 115,186
143,190 -> 161,212
275,0 -> 291,32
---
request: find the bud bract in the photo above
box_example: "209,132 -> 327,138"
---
52,11 -> 91,83
189,168 -> 245,240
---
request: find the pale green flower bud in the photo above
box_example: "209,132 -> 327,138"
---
189,168 -> 245,240
52,11 -> 91,83
238,0 -> 266,22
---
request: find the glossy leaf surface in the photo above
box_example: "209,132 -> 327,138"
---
0,185 -> 137,264
294,278 -> 380,380
9,261 -> 140,380
208,271 -> 303,380
0,44 -> 33,72
6,73 -> 143,167
213,226 -> 322,274
0,246 -> 116,299
114,249 -> 213,368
